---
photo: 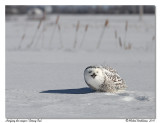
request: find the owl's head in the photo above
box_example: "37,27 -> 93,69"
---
84,66 -> 105,89
84,66 -> 104,79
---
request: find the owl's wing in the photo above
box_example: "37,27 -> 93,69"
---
104,72 -> 127,90
102,65 -> 118,74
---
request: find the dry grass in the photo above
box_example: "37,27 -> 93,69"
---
96,19 -> 109,49
73,21 -> 80,48
105,20 -> 109,27
124,20 -> 128,44
85,24 -> 88,31
56,15 -> 60,25
40,21 -> 46,49
124,42 -> 132,50
80,24 -> 89,48
17,33 -> 25,49
58,24 -> 63,49
116,20 -> 132,50
15,17 -> 137,51
49,15 -> 60,49
34,20 -> 47,49
34,22 -> 45,49
124,20 -> 132,50
118,37 -> 122,47
114,30 -> 117,39
26,19 -> 42,49
125,20 -> 128,32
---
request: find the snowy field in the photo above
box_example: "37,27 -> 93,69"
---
6,14 -> 156,118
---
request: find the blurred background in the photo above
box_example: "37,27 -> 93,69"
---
5,5 -> 155,51
6,5 -> 155,15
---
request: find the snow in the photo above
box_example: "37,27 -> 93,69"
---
6,14 -> 155,118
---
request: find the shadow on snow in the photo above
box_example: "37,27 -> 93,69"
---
40,87 -> 95,94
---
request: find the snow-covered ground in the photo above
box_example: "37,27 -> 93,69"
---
6,14 -> 156,118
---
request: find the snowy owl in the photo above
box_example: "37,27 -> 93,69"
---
84,65 -> 127,93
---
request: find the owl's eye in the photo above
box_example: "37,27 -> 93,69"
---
88,71 -> 92,73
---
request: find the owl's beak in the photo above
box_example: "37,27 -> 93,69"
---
91,73 -> 97,78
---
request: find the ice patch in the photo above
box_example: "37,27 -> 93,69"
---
104,93 -> 116,96
118,92 -> 130,96
122,96 -> 134,102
